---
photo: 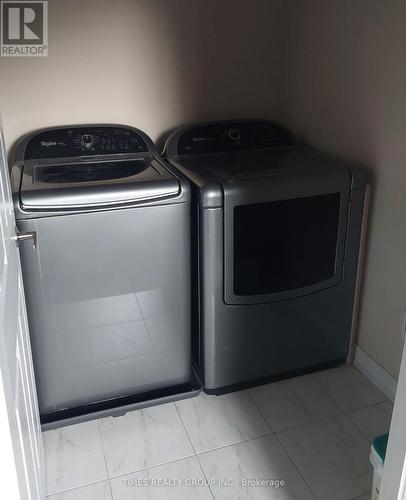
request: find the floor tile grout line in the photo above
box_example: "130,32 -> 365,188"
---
45,365 -> 391,497
195,454 -> 217,500
47,476 -> 111,498
195,431 -> 274,457
174,399 -> 379,458
310,365 -> 388,412
174,393 -> 275,455
45,408 -> 197,497
344,400 -> 393,444
271,408 -> 383,441
46,408 -> 374,498
245,389 -> 274,433
248,390 -> 319,500
91,403 -> 196,483
274,413 -> 373,500
345,414 -> 375,444
97,420 -> 115,499
247,384 -> 357,434
45,421 -> 111,498
273,431 -> 319,500
341,412 -> 377,446
273,412 -> 348,435
174,402 -> 216,500
345,399 -> 392,413
101,453 -> 197,482
174,402 -> 198,457
247,378 -> 390,435
309,371 -> 349,413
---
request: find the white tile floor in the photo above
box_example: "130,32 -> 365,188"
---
44,365 -> 392,500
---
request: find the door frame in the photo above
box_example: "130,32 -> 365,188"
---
0,116 -> 45,499
0,370 -> 23,498
380,337 -> 406,499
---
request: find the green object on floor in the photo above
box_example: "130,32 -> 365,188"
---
372,433 -> 389,463
370,433 -> 389,500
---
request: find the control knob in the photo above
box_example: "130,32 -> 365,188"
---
81,134 -> 94,148
228,129 -> 241,141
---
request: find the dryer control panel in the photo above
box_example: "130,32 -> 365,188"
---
23,126 -> 151,159
173,121 -> 295,156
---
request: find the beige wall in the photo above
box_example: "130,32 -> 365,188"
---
0,0 -> 284,150
1,0 -> 405,379
281,0 -> 406,378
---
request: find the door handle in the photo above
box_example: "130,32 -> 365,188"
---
15,229 -> 37,249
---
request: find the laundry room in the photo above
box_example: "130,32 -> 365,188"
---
0,1 -> 405,499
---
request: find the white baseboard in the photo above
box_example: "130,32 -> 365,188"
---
353,346 -> 397,401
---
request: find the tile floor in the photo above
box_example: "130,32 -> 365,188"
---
44,365 -> 392,499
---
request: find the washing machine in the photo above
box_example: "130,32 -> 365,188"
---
164,119 -> 369,394
11,124 -> 200,429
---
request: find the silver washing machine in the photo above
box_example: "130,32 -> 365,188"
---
11,124 -> 200,429
164,119 -> 369,394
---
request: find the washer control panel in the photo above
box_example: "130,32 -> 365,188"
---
24,126 -> 150,160
175,121 -> 295,156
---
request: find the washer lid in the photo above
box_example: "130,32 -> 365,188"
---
19,158 -> 180,210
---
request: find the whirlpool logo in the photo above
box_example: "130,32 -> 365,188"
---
1,1 -> 48,56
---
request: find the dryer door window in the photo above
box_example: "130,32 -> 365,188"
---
233,193 -> 341,297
